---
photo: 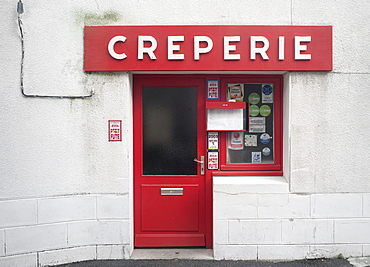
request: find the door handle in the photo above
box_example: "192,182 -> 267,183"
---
194,156 -> 205,175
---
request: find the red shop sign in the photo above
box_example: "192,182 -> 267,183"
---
84,25 -> 332,71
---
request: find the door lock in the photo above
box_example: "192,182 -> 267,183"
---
194,156 -> 205,175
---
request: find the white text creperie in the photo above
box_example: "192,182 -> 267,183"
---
107,35 -> 312,61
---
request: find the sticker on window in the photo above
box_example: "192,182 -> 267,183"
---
260,105 -> 271,117
260,133 -> 272,144
252,152 -> 262,163
262,147 -> 271,156
245,135 -> 257,146
228,131 -> 244,150
248,92 -> 260,104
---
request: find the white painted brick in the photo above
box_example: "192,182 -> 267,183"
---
214,193 -> 257,219
308,244 -> 362,259
97,195 -> 129,219
213,220 -> 228,245
97,245 -> 126,259
258,245 -> 309,260
0,230 -> 4,256
229,220 -> 281,245
258,194 -> 310,219
123,246 -> 131,259
364,244 -> 370,256
68,220 -> 129,247
363,194 -> 370,217
0,253 -> 37,267
213,244 -> 257,260
39,246 -> 96,266
0,199 -> 37,227
282,219 -> 333,244
334,219 -> 370,243
213,176 -> 289,193
311,194 -> 362,218
38,196 -> 96,223
6,224 -> 67,254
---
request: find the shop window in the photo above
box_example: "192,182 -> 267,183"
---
216,76 -> 283,175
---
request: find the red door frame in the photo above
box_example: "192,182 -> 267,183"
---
133,74 -> 213,248
133,74 -> 283,248
217,75 -> 283,174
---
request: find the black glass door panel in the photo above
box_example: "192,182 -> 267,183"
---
143,86 -> 197,175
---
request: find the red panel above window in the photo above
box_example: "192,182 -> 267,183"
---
84,25 -> 332,71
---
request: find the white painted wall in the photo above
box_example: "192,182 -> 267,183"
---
288,0 -> 370,193
290,72 -> 370,192
0,0 -> 369,265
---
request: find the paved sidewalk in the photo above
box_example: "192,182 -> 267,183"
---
52,249 -> 370,267
349,257 -> 370,267
55,258 -> 353,267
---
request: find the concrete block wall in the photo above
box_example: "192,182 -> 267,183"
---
0,195 -> 130,267
213,176 -> 370,260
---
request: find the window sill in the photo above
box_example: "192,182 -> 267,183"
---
212,170 -> 283,176
212,175 -> 288,193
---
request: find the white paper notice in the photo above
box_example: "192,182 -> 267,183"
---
208,132 -> 219,150
208,152 -> 219,170
249,124 -> 266,133
249,117 -> 265,125
207,80 -> 219,99
249,116 -> 265,133
207,109 -> 244,131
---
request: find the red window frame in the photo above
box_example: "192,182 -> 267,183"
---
212,75 -> 283,176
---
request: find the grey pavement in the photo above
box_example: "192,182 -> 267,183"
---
52,249 -> 370,267
54,258 -> 353,267
349,257 -> 370,267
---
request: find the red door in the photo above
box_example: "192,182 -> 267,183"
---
133,75 -> 211,247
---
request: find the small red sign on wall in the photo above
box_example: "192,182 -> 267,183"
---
109,120 -> 122,141
84,25 -> 332,71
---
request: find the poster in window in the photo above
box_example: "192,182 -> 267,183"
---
262,84 -> 273,103
227,84 -> 244,102
228,131 -> 244,150
252,152 -> 262,163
